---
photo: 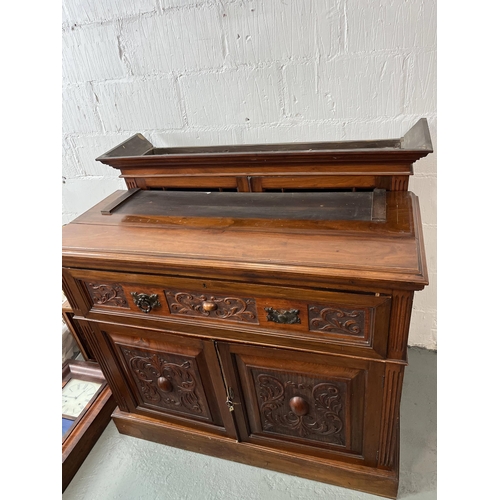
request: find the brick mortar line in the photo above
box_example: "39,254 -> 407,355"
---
63,58 -> 316,88
61,1 -> 236,32
62,48 -> 434,86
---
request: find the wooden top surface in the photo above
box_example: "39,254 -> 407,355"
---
101,190 -> 387,222
62,190 -> 428,290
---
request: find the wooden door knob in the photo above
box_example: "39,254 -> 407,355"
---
202,301 -> 218,312
157,377 -> 172,392
289,396 -> 309,416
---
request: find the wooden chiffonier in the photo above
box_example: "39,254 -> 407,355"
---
62,119 -> 432,498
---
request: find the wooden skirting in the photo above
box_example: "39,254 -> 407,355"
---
112,409 -> 400,499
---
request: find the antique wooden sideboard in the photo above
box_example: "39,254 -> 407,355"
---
62,119 -> 432,498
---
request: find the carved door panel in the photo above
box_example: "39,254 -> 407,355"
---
98,323 -> 237,438
217,342 -> 385,465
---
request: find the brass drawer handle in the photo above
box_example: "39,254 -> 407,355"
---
131,292 -> 161,313
264,307 -> 301,324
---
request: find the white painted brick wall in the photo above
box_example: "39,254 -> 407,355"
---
285,55 -> 406,120
222,0 -> 342,64
346,0 -> 436,52
406,50 -> 437,114
62,0 -> 437,349
122,8 -> 225,74
93,77 -> 185,131
62,84 -> 101,134
180,67 -> 282,126
62,0 -> 157,25
62,24 -> 126,84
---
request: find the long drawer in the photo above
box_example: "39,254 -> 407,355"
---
63,268 -> 392,359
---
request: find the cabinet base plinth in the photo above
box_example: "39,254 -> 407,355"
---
112,409 -> 399,499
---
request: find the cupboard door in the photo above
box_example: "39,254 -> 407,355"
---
96,323 -> 237,438
217,342 -> 384,465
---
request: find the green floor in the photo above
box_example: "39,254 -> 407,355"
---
63,347 -> 437,500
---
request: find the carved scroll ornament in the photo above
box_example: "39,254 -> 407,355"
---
85,282 -> 129,308
254,371 -> 345,446
165,290 -> 258,323
308,305 -> 366,337
121,347 -> 209,419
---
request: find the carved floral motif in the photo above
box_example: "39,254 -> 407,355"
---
121,347 -> 209,419
308,305 -> 366,336
254,370 -> 345,445
165,290 -> 258,323
85,282 -> 129,308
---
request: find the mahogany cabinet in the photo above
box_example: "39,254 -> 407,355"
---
62,119 -> 431,498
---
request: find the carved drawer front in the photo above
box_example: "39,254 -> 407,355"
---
104,326 -> 227,429
307,304 -> 372,340
84,282 -> 130,309
70,270 -> 390,358
78,276 -> 259,325
81,278 -> 166,317
165,289 -> 259,324
220,343 -> 385,464
257,293 -> 391,358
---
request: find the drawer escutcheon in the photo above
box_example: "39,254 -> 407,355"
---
265,307 -> 301,325
131,292 -> 161,313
